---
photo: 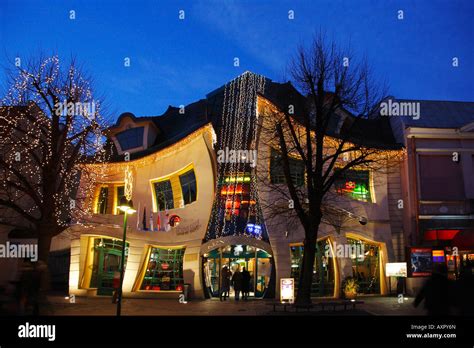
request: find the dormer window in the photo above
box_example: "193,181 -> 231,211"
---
115,126 -> 144,151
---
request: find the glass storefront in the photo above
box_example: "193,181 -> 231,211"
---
444,248 -> 474,280
203,245 -> 272,298
290,239 -> 335,297
347,238 -> 380,294
140,247 -> 185,291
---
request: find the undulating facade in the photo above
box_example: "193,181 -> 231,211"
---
37,71 -> 412,300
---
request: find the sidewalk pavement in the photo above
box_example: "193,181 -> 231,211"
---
41,295 -> 427,316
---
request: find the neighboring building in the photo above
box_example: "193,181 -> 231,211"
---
55,72 -> 405,300
386,99 -> 474,294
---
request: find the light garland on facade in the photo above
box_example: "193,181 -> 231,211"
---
85,123 -> 214,174
205,72 -> 269,242
124,165 -> 133,201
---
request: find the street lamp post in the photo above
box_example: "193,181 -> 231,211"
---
116,197 -> 136,317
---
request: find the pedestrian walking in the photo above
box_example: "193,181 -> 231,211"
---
220,266 -> 231,301
112,271 -> 121,304
231,266 -> 243,301
241,267 -> 251,300
414,263 -> 451,316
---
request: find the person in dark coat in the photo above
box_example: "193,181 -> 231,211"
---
414,263 -> 451,316
231,267 -> 243,301
455,265 -> 474,315
220,266 -> 231,301
241,267 -> 251,300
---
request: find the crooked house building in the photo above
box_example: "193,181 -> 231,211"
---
55,72 -> 407,300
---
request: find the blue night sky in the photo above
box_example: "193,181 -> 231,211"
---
1,0 -> 473,121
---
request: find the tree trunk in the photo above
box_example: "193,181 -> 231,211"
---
37,226 -> 54,264
296,216 -> 322,305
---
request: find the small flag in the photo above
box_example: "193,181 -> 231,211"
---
150,212 -> 154,232
142,206 -> 147,231
156,211 -> 161,231
164,210 -> 170,232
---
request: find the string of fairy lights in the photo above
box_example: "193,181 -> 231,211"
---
0,56 -> 110,231
205,72 -> 268,241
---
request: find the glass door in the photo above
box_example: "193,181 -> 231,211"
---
255,257 -> 271,297
203,245 -> 272,298
97,248 -> 122,296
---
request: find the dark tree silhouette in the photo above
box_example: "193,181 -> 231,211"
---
257,33 -> 403,305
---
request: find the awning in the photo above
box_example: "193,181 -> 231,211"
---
424,229 -> 474,250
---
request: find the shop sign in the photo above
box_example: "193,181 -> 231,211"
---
432,249 -> 445,263
385,262 -> 407,277
280,278 -> 295,303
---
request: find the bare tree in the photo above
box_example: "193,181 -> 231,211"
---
257,33 -> 403,305
0,55 -> 110,263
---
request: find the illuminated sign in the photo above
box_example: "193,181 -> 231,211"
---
336,177 -> 370,202
410,248 -> 432,277
385,262 -> 407,277
432,249 -> 445,263
280,278 -> 295,303
169,214 -> 181,227
345,181 -> 356,190
224,175 -> 251,183
233,245 -> 243,256
246,223 -> 262,236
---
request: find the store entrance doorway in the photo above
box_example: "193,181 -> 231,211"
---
203,245 -> 272,298
90,238 -> 128,296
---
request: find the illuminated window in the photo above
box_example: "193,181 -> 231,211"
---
334,170 -> 372,202
154,180 -> 174,210
96,187 -> 108,214
115,127 -> 144,151
141,247 -> 185,291
270,148 -> 305,186
179,169 -> 197,205
116,185 -> 126,214
220,174 -> 253,222
290,240 -> 334,297
347,238 -> 380,294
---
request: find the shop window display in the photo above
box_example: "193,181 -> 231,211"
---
290,239 -> 335,297
347,238 -> 380,294
141,247 -> 185,291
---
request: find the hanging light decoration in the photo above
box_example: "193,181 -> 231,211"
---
124,165 -> 133,201
205,72 -> 269,242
